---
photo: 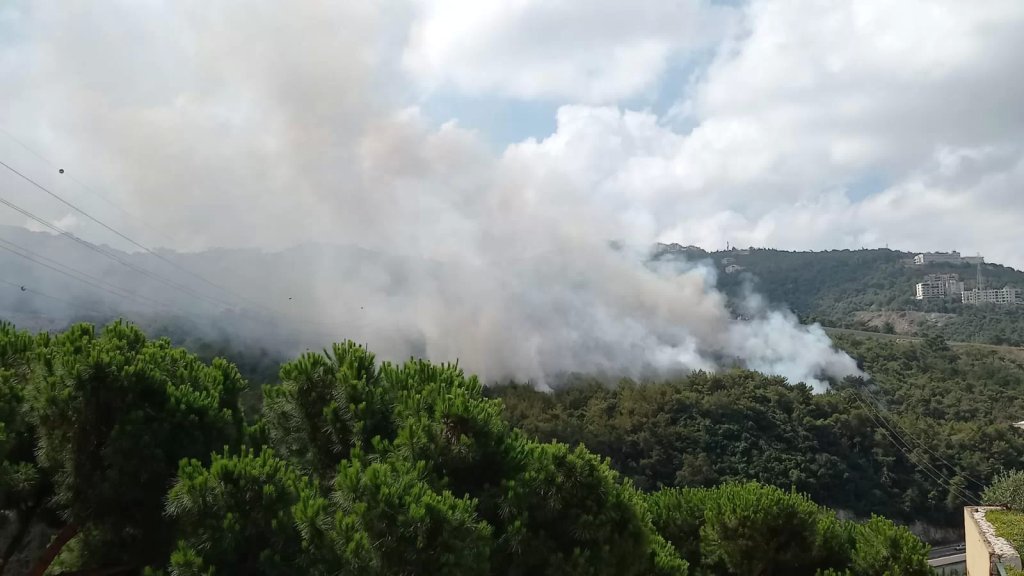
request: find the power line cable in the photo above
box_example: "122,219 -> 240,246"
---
0,194 -> 231,310
0,242 -> 136,304
850,389 -> 979,505
857,385 -> 989,490
0,277 -> 107,318
0,126 -> 166,238
0,194 -> 363,343
0,277 -> 78,307
0,196 -> 357,342
0,145 -> 390,339
0,141 -> 377,331
0,154 -> 267,311
0,158 -> 160,255
850,387 -> 975,497
0,235 -> 182,312
847,388 -> 980,505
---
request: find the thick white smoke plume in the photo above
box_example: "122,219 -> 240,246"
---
0,1 -> 861,390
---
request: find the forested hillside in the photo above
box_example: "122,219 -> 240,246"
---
5,245 -> 1023,573
0,321 -> 930,575
495,333 -> 1024,532
679,247 -> 1024,346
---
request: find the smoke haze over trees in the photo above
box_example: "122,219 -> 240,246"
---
0,321 -> 931,575
0,225 -> 859,390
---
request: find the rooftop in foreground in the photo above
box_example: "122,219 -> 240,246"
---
965,506 -> 1023,575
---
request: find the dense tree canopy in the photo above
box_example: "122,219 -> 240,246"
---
983,470 -> 1024,510
0,321 -> 933,575
495,333 -> 1024,530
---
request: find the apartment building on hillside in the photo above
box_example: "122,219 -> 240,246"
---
915,274 -> 965,300
962,286 -> 1024,305
915,252 -> 963,265
914,251 -> 986,265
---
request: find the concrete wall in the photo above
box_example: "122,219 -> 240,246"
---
965,506 -> 1024,576
965,507 -> 995,576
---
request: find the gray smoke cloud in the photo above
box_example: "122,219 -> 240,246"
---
0,0 -> 860,390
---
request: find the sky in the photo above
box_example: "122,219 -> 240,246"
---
1,0 -> 1023,264
0,0 -> 1020,385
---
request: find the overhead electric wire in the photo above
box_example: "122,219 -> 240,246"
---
0,151 -> 268,311
0,242 -> 135,304
856,385 -> 989,490
851,387 -> 981,503
0,136 -> 383,335
853,381 -> 989,491
0,126 -> 163,237
0,235 -> 182,312
0,147 -> 339,330
0,158 -> 245,308
0,277 -> 80,307
0,189 -> 355,337
847,387 -> 980,505
0,194 -> 232,311
0,277 -> 107,319
849,388 -> 979,505
0,140 -> 392,340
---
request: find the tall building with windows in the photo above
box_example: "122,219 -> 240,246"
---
913,251 -> 985,265
915,274 -> 964,300
962,286 -> 1024,305
915,252 -> 962,265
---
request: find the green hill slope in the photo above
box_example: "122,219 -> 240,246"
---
696,248 -> 1024,345
495,332 -> 1024,532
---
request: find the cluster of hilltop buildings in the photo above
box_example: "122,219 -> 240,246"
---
915,273 -> 1023,304
652,243 -> 750,274
720,257 -> 745,274
915,273 -> 965,300
913,251 -> 986,266
913,253 -> 1023,305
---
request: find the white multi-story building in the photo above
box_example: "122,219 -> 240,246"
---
914,252 -> 963,265
915,282 -> 945,299
913,251 -> 986,265
915,274 -> 964,300
962,286 -> 1024,305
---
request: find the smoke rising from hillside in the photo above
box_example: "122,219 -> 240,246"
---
0,1 -> 860,389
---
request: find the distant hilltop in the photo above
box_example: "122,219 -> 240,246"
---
651,244 -> 989,267
653,242 -> 706,255
645,245 -> 1024,346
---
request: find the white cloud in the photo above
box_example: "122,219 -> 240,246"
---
484,0 -> 1024,267
3,0 -> 1024,385
403,0 -> 733,103
8,0 -> 1022,263
679,0 -> 1024,265
505,102 -> 1024,268
693,0 -> 1024,167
